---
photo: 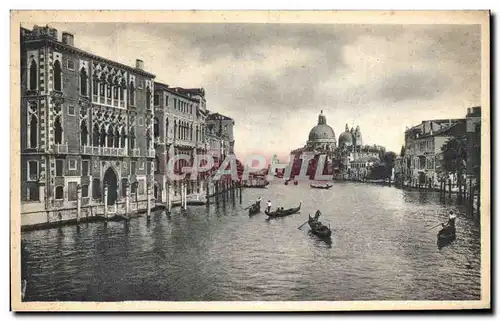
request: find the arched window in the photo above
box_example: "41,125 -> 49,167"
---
154,117 -> 159,138
55,186 -> 64,200
146,86 -> 151,109
93,123 -> 100,146
119,79 -> 126,103
129,81 -> 135,105
80,67 -> 88,96
80,119 -> 88,146
100,125 -> 106,147
92,77 -> 98,96
120,127 -> 126,148
29,114 -> 38,148
29,60 -> 37,90
173,121 -> 177,140
106,75 -> 112,99
113,85 -> 119,100
107,125 -> 114,147
54,116 -> 63,144
53,60 -> 62,91
99,75 -> 106,96
114,127 -> 120,148
190,124 -> 193,140
129,127 -> 135,150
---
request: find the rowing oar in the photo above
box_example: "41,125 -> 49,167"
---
297,220 -> 309,230
428,222 -> 443,230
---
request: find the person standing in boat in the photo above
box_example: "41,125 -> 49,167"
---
256,196 -> 262,207
266,200 -> 272,213
442,211 -> 457,229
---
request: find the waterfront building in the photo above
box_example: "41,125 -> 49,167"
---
466,106 -> 481,181
402,118 -> 465,186
153,82 -> 209,201
21,25 -> 156,225
205,112 -> 235,168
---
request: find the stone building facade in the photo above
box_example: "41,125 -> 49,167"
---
153,82 -> 209,202
401,118 -> 465,186
20,25 -> 156,226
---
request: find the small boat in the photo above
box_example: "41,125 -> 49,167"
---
310,182 -> 332,189
437,224 -> 456,247
265,202 -> 301,218
308,215 -> 332,238
248,203 -> 261,215
242,181 -> 269,188
108,214 -> 131,222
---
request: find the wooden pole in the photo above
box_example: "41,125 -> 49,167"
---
76,184 -> 82,225
104,185 -> 109,220
167,182 -> 172,212
147,183 -> 151,218
125,182 -> 130,218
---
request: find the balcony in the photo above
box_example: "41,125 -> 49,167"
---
81,145 -> 93,155
82,146 -> 126,156
53,143 -> 68,154
147,149 -> 155,158
129,148 -> 140,157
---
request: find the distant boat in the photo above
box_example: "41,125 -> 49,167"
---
243,180 -> 269,188
265,202 -> 301,218
310,182 -> 332,189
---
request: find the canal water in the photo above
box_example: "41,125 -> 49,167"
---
22,181 -> 481,301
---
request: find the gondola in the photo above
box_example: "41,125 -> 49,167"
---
265,202 -> 301,218
437,224 -> 456,247
242,181 -> 269,188
308,215 -> 332,238
310,183 -> 332,189
248,203 -> 261,215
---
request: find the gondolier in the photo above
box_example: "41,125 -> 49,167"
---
442,211 -> 457,229
267,200 -> 272,213
256,197 -> 262,207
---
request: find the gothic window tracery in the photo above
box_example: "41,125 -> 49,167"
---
54,116 -> 63,144
53,60 -> 62,91
29,59 -> 37,90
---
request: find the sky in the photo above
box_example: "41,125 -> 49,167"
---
23,22 -> 481,161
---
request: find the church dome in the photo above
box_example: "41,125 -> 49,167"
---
308,125 -> 336,141
307,110 -> 336,142
338,124 -> 354,146
338,131 -> 354,146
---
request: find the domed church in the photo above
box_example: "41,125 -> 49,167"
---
306,110 -> 337,151
289,111 -> 385,180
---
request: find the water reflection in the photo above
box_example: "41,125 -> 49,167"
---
22,182 -> 480,301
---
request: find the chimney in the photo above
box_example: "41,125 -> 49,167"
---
62,32 -> 74,46
136,59 -> 144,70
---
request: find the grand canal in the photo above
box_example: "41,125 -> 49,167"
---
22,181 -> 481,301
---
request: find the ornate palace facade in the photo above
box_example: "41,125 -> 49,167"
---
20,25 -> 156,225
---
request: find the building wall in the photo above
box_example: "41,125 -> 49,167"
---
20,26 -> 156,223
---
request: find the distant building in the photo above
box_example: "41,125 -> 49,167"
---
153,82 -> 209,201
402,118 -> 466,186
289,111 -> 385,180
466,106 -> 481,180
205,112 -> 235,167
21,25 -> 155,225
